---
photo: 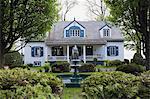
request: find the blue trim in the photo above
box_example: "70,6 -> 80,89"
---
107,46 -> 119,56
66,30 -> 69,37
80,30 -> 84,37
64,20 -> 85,29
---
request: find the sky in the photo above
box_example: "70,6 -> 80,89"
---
61,0 -> 135,60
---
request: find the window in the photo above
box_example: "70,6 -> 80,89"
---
34,61 -> 41,66
69,29 -> 80,37
31,47 -> 43,57
86,46 -> 93,55
52,46 -> 63,56
103,29 -> 110,37
107,46 -> 119,56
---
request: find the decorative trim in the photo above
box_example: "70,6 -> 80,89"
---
99,24 -> 111,30
64,20 -> 85,29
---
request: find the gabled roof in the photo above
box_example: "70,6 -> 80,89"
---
64,19 -> 85,29
46,21 -> 123,42
99,24 -> 112,30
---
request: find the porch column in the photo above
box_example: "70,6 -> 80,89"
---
83,45 -> 86,63
67,45 -> 70,62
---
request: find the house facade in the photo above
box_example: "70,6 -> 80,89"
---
24,20 -> 124,66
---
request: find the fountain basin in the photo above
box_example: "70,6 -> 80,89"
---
57,74 -> 90,87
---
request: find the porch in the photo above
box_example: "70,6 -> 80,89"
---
46,45 -> 106,63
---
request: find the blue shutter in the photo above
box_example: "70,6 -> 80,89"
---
31,47 -> 35,57
66,30 -> 69,37
107,47 -> 110,56
80,30 -> 84,37
116,47 -> 119,56
40,47 -> 44,57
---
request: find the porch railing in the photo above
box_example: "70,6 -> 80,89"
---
48,56 -> 67,61
48,55 -> 104,61
86,55 -> 103,61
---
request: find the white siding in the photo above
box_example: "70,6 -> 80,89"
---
24,42 -> 46,66
106,42 -> 124,61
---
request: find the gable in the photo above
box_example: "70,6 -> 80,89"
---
64,20 -> 86,38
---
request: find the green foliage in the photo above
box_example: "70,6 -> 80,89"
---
4,52 -> 22,68
116,64 -> 145,75
43,62 -> 50,72
138,71 -> 150,98
109,60 -> 122,66
1,0 -> 59,55
52,62 -> 70,73
0,68 -> 63,98
78,63 -> 96,72
81,72 -> 140,99
27,63 -> 33,67
132,53 -> 145,65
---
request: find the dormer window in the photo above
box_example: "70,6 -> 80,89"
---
65,26 -> 84,37
103,29 -> 110,37
70,29 -> 80,37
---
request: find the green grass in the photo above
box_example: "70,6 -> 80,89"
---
61,88 -> 82,99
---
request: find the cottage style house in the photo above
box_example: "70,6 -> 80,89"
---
24,20 -> 124,66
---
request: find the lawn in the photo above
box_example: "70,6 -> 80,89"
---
61,88 -> 82,99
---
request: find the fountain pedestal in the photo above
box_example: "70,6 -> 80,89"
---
70,59 -> 82,83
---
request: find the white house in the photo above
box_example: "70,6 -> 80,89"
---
24,20 -> 124,66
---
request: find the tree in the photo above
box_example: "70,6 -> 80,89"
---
85,0 -> 108,21
0,0 -> 58,67
58,0 -> 78,21
104,0 -> 150,70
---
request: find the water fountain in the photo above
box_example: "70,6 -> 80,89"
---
57,45 -> 90,87
70,45 -> 82,83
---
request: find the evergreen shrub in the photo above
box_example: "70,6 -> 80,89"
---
0,68 -> 63,99
109,60 -> 122,66
81,72 -> 140,99
78,63 -> 96,72
116,64 -> 145,75
52,62 -> 70,73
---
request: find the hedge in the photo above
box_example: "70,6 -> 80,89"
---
0,68 -> 63,99
81,72 -> 140,99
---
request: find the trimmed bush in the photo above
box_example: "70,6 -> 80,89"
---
109,60 -> 122,66
116,64 -> 145,75
52,62 -> 70,73
138,71 -> 150,98
132,53 -> 145,65
81,72 -> 140,99
78,63 -> 96,72
0,68 -> 63,98
4,52 -> 22,68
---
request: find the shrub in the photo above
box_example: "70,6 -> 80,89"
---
116,64 -> 145,75
109,60 -> 122,66
27,63 -> 33,67
78,63 -> 96,72
0,68 -> 63,98
124,59 -> 130,64
132,53 -> 145,65
81,72 -> 140,99
43,62 -> 50,72
138,71 -> 150,98
4,52 -> 22,68
52,62 -> 70,73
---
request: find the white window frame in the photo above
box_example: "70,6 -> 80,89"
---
103,29 -> 110,37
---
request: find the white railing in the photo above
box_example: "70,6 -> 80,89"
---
48,56 -> 67,61
86,55 -> 103,61
48,55 -> 104,61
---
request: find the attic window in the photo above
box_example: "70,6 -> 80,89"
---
70,29 -> 80,37
103,29 -> 110,37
